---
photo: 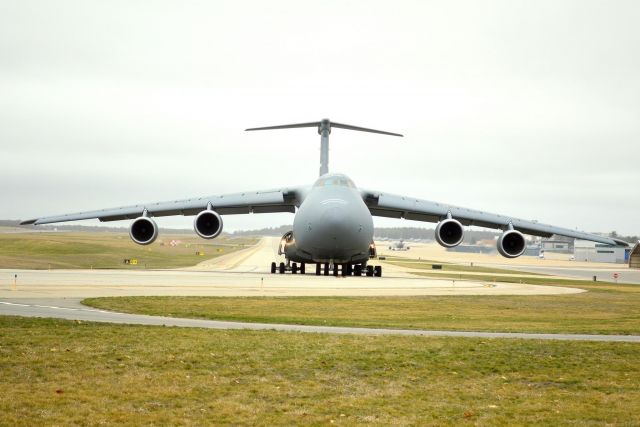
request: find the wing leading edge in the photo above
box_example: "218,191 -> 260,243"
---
20,188 -> 304,225
362,189 -> 628,247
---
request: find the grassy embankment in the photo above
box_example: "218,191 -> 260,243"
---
383,256 -> 543,275
1,315 -> 639,426
0,232 -> 256,269
84,254 -> 640,335
84,276 -> 640,335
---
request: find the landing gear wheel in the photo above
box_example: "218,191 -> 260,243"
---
374,265 -> 382,277
366,265 -> 374,277
270,262 -> 276,274
346,264 -> 353,276
300,263 -> 306,274
279,262 -> 286,274
291,262 -> 298,274
316,263 -> 321,276
354,264 -> 362,276
324,263 -> 329,276
333,264 -> 339,276
341,264 -> 348,276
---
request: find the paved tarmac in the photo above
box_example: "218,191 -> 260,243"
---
380,242 -> 640,284
0,238 -> 584,298
2,237 -> 637,343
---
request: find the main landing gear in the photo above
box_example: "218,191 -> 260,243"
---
270,261 -> 306,274
270,262 -> 382,277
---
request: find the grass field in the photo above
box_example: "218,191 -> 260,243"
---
1,315 -> 639,426
0,232 -> 256,269
84,278 -> 640,335
383,257 -> 542,275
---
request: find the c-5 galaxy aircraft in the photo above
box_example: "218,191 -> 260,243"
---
21,119 -> 628,277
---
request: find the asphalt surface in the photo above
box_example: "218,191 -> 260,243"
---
2,298 -> 639,343
1,237 -> 637,343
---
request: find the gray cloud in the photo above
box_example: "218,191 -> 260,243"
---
1,0 -> 639,235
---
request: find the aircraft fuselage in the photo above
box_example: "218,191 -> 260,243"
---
284,173 -> 374,265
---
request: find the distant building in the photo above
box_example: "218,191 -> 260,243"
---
541,238 -> 573,254
524,244 -> 541,257
574,240 -> 629,264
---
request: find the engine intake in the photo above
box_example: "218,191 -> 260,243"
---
497,229 -> 526,258
435,218 -> 464,248
129,217 -> 158,245
194,210 -> 223,239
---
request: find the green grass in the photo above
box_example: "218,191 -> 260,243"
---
0,232 -> 256,269
413,272 -> 630,289
84,279 -> 640,335
384,256 -> 542,275
1,315 -> 639,426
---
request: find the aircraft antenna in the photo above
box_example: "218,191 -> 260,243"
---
245,118 -> 403,176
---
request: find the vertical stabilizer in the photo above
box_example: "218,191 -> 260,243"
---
246,119 -> 403,176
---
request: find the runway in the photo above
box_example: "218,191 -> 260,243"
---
0,237 -> 584,298
3,236 -> 638,343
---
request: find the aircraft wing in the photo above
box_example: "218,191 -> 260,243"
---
361,189 -> 628,247
20,187 -> 305,225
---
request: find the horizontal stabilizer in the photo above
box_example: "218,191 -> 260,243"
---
246,119 -> 403,137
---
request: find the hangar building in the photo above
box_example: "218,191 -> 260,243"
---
575,240 -> 630,264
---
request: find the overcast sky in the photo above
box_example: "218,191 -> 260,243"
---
1,1 -> 638,235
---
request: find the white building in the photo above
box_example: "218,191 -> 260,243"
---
574,240 -> 630,264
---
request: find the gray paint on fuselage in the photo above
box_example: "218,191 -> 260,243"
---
291,173 -> 373,264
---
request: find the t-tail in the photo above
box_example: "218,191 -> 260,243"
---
245,118 -> 403,176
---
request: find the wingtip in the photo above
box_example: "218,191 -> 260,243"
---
19,219 -> 37,225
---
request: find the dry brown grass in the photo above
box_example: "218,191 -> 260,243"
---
0,231 -> 256,269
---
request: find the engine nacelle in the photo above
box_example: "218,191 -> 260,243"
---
129,217 -> 158,245
497,229 -> 526,258
435,218 -> 464,248
193,210 -> 223,239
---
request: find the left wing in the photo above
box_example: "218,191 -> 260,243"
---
21,187 -> 305,225
361,189 -> 628,247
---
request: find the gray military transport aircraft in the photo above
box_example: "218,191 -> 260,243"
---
21,119 -> 628,277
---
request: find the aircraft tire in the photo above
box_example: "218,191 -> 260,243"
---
324,263 -> 329,276
315,263 -> 321,275
374,265 -> 382,277
366,265 -> 374,277
291,262 -> 298,274
300,263 -> 305,274
333,265 -> 339,276
354,264 -> 362,276
270,262 -> 276,274
279,262 -> 286,274
346,264 -> 353,275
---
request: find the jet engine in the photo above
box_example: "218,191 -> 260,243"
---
194,209 -> 223,239
497,229 -> 526,258
129,216 -> 158,245
435,218 -> 464,248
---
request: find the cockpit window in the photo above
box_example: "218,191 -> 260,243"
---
313,175 -> 355,188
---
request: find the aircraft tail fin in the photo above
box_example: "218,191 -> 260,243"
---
245,118 -> 403,176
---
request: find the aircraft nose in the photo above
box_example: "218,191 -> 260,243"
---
316,205 -> 360,247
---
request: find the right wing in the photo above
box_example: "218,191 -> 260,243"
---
361,189 -> 628,247
21,187 -> 305,225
